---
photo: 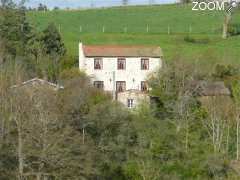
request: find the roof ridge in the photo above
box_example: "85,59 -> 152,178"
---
83,44 -> 161,48
82,44 -> 163,57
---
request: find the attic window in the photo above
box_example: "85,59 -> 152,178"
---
141,58 -> 149,70
94,58 -> 103,70
117,58 -> 126,70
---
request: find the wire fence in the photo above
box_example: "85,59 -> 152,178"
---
58,24 -> 222,35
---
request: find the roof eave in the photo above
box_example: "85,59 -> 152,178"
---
84,55 -> 162,58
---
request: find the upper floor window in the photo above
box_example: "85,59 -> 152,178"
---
117,58 -> 126,70
141,58 -> 149,70
141,81 -> 148,92
94,58 -> 103,70
94,81 -> 104,89
116,81 -> 126,93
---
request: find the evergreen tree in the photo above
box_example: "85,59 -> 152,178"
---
41,23 -> 66,57
0,4 -> 32,57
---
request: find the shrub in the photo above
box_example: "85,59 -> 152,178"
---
184,35 -> 196,43
213,64 -> 239,79
60,67 -> 86,80
228,23 -> 240,36
184,35 -> 210,44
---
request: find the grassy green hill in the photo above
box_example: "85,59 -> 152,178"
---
27,4 -> 240,68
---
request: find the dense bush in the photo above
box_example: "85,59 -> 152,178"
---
228,23 -> 240,36
184,35 -> 210,44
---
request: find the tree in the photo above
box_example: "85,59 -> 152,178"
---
0,3 -> 32,57
4,69 -> 97,179
86,101 -> 137,179
145,59 -> 237,179
37,3 -> 47,11
201,96 -> 233,154
180,0 -> 191,4
34,23 -> 67,81
53,6 -> 59,10
232,81 -> 240,160
41,23 -> 66,57
222,12 -> 232,39
122,0 -> 128,6
0,0 -> 15,8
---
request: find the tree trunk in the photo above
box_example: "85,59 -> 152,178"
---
37,173 -> 41,180
222,13 -> 231,39
17,121 -> 24,180
226,123 -> 230,155
82,128 -> 85,144
185,115 -> 189,153
237,117 -> 239,160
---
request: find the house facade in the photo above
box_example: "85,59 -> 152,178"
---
79,43 -> 163,107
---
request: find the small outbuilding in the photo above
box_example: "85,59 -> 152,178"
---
191,80 -> 231,106
11,78 -> 64,91
192,80 -> 230,97
117,89 -> 150,109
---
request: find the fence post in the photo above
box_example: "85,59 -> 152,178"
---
124,27 -> 127,33
147,25 -> 149,33
189,25 -> 192,33
103,26 -> 105,33
168,25 -> 170,35
58,24 -> 61,33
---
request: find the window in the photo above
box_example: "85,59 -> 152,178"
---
116,81 -> 126,92
94,58 -> 103,70
127,99 -> 134,108
141,58 -> 149,70
141,81 -> 148,92
94,81 -> 104,89
117,58 -> 126,70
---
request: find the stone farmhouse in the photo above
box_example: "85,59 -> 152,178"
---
79,43 -> 163,108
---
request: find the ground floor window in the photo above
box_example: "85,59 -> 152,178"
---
141,81 -> 148,92
116,81 -> 126,92
94,81 -> 104,89
127,99 -> 134,108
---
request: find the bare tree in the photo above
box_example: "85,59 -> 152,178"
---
222,12 -> 232,39
10,85 -> 96,179
201,96 -> 233,154
232,81 -> 240,160
0,66 -> 97,179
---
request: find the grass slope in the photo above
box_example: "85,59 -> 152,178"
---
27,4 -> 240,68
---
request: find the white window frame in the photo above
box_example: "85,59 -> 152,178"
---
127,99 -> 134,108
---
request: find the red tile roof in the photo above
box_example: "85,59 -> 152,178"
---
83,45 -> 163,57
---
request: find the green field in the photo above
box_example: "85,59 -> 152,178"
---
27,4 -> 240,67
